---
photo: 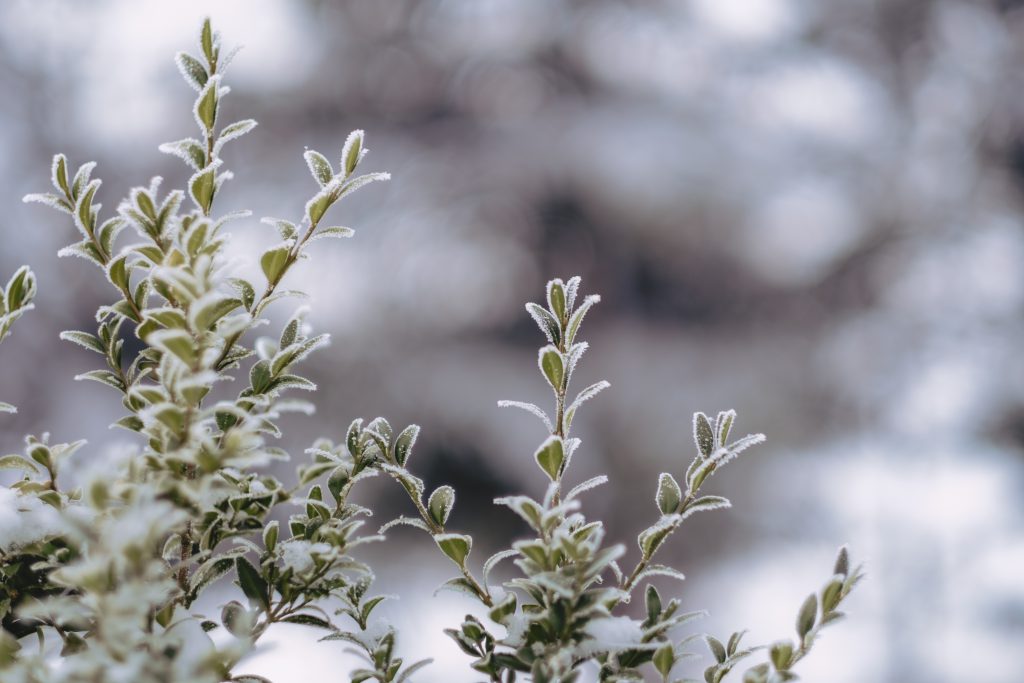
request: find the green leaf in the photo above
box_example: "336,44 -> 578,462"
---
304,150 -> 334,187
435,533 -> 472,568
200,17 -> 215,64
716,409 -> 736,446
189,163 -> 218,213
526,302 -> 560,345
105,254 -> 130,291
533,435 -> 564,481
653,643 -> 675,677
310,226 -> 354,241
693,412 -> 715,458
821,575 -> 844,612
52,154 -> 70,196
427,485 -> 455,527
547,278 -> 566,321
394,424 -> 419,466
59,330 -> 105,354
770,640 -> 793,671
706,636 -> 726,664
74,369 -> 125,391
833,545 -> 850,577
305,188 -> 333,225
158,138 -> 206,170
341,129 -> 364,176
189,295 -> 242,331
216,119 -> 258,150
0,454 -> 39,473
565,294 -> 600,345
260,245 -> 292,285
229,278 -> 256,310
175,52 -> 208,90
221,601 -> 250,637
261,217 -> 298,241
796,593 -> 817,638
235,556 -> 269,610
656,472 -> 682,514
685,495 -> 731,515
280,614 -> 333,629
149,329 -> 197,366
194,76 -> 219,133
645,584 -> 662,622
263,520 -> 279,553
638,515 -> 678,560
250,360 -> 273,393
538,346 -> 564,391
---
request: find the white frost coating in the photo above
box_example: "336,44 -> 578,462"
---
0,487 -> 63,553
497,400 -> 553,431
503,613 -> 530,647
280,539 -> 331,575
580,616 -> 644,655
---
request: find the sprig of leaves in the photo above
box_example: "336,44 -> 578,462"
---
703,547 -> 865,683
0,266 -> 36,413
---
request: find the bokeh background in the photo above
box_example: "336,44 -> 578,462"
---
2,0 -> 1023,681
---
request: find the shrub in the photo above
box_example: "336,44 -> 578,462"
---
2,18 -> 862,683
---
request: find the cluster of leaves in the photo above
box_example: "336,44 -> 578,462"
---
703,547 -> 865,683
0,266 -> 36,413
0,16 -> 863,683
4,18 -> 410,683
364,278 -> 862,683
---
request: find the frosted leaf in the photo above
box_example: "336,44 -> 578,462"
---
566,341 -> 589,376
567,380 -> 610,415
709,433 -> 766,468
304,149 -> 334,187
213,119 -> 257,155
715,408 -> 737,446
70,160 -> 97,198
0,402 -> 15,413
310,226 -> 355,241
22,192 -> 72,214
378,515 -> 431,534
175,51 -> 208,91
538,345 -> 564,390
633,564 -> 687,584
337,171 -> 391,199
693,412 -> 715,458
526,302 -> 559,344
219,44 -> 244,72
496,400 -> 553,431
565,294 -> 600,345
339,129 -> 366,176
261,216 -> 298,241
51,153 -> 70,195
566,475 -> 608,500
158,138 -> 206,171
564,275 -> 582,311
483,549 -> 519,585
680,495 -> 731,518
192,75 -> 222,134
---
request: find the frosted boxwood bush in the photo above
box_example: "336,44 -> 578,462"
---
2,18 -> 863,683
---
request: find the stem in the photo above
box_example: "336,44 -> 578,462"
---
213,215 -> 322,371
618,491 -> 695,598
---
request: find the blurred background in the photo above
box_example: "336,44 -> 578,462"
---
2,0 -> 1023,680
